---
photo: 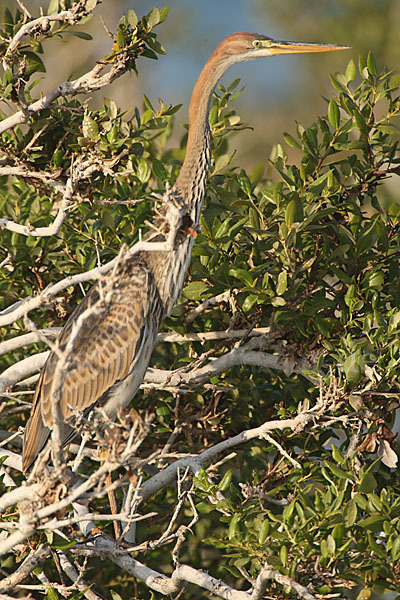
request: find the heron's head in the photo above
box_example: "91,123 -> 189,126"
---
214,32 -> 349,63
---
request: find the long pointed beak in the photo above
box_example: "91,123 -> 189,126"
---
270,41 -> 350,55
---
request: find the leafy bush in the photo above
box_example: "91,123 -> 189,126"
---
1,2 -> 400,599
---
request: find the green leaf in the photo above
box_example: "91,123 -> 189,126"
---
356,589 -> 371,600
326,534 -> 336,555
283,132 -> 301,149
367,51 -> 378,77
196,502 -> 215,514
229,268 -> 253,287
258,519 -> 270,544
152,157 -> 168,181
276,270 -> 288,296
249,207 -> 260,229
285,196 -> 303,227
357,515 -> 384,532
308,170 -> 332,193
116,28 -> 126,48
242,294 -> 258,312
331,445 -> 344,463
47,0 -> 59,15
146,7 -> 160,30
159,6 -> 170,24
217,470 -> 232,492
65,30 -> 93,40
280,544 -> 288,566
328,99 -> 340,128
183,281 -> 209,300
391,535 -> 400,562
343,500 -> 357,526
323,461 -> 353,480
127,9 -> 138,27
329,73 -> 347,92
359,472 -> 377,493
343,351 -> 364,385
214,153 -> 231,173
228,513 -> 241,540
21,51 -> 46,77
270,296 -> 286,307
376,123 -> 400,134
344,284 -> 356,307
82,114 -> 99,140
136,157 -> 151,183
368,271 -> 384,290
345,59 -> 356,83
332,523 -> 344,545
354,110 -> 369,135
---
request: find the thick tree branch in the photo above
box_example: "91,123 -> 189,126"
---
0,328 -> 60,357
0,351 -> 50,393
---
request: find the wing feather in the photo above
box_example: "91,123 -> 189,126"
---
23,256 -> 163,473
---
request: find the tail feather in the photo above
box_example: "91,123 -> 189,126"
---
22,397 -> 51,474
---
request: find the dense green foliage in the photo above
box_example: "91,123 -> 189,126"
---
1,2 -> 400,599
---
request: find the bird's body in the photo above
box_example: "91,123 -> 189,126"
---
23,32 -> 348,474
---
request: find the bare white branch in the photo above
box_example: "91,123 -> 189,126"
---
0,351 -> 50,393
0,181 -> 73,237
135,402 -> 333,506
145,338 -> 315,390
157,326 -> 271,343
0,165 -> 66,192
0,328 -> 60,357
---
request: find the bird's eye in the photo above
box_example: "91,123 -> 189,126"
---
252,40 -> 261,48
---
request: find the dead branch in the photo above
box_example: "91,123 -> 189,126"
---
0,328 -> 60,357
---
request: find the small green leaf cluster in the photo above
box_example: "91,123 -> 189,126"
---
107,6 -> 169,63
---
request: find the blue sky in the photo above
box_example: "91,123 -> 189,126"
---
123,0 -> 342,111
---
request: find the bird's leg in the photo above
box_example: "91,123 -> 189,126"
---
99,447 -> 122,540
106,470 -> 122,540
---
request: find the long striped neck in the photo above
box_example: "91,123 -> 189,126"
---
147,47 -> 236,313
173,50 -> 232,223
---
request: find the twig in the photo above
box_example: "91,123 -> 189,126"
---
184,289 -> 237,324
251,562 -> 317,600
57,552 -> 103,600
157,326 -> 271,343
262,432 -> 301,469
